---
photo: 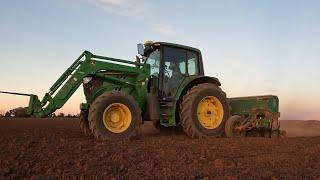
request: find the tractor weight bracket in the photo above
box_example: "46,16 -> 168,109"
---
0,91 -> 43,116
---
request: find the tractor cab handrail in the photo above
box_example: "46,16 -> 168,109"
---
92,54 -> 144,66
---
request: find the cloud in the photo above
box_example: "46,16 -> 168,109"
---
85,0 -> 149,16
84,1 -> 177,37
267,88 -> 279,93
151,24 -> 177,37
98,0 -> 125,6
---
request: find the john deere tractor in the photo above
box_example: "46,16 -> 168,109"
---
0,41 -> 282,140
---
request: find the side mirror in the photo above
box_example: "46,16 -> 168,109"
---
137,43 -> 144,55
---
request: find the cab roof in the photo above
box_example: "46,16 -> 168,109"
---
150,41 -> 201,54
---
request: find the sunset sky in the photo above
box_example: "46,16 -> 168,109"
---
0,0 -> 320,119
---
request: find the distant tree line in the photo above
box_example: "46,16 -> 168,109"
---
2,107 -> 29,117
0,107 -> 79,118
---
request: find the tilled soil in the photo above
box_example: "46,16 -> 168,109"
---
0,118 -> 319,179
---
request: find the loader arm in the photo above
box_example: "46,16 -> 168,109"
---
1,51 -> 146,117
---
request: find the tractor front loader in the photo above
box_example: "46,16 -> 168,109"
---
0,41 -> 284,140
1,50 -> 150,140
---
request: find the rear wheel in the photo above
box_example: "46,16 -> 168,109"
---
88,91 -> 142,141
179,83 -> 230,138
225,115 -> 246,138
79,110 -> 92,136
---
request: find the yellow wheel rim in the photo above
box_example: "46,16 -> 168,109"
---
197,96 -> 224,129
103,103 -> 132,133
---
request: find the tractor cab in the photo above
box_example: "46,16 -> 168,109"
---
137,41 -> 223,129
138,41 -> 204,99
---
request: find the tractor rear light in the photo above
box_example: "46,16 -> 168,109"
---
83,77 -> 92,84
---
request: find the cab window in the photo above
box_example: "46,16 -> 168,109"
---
187,51 -> 199,75
145,49 -> 160,76
161,46 -> 200,97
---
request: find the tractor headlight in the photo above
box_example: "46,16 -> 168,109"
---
83,77 -> 92,84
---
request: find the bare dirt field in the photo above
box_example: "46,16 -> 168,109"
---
0,118 -> 319,179
281,120 -> 320,137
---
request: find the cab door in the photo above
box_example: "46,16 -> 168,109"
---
159,46 -> 200,99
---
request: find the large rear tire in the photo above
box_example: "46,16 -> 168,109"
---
79,110 -> 92,136
179,83 -> 230,138
88,91 -> 142,141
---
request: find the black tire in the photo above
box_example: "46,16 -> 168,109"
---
225,115 -> 246,138
88,91 -> 142,141
79,110 -> 92,136
280,130 -> 287,138
179,83 -> 230,138
270,130 -> 280,138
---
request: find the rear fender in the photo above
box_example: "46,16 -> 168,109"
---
174,76 -> 221,102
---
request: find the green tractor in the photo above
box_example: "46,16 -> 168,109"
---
0,41 -> 282,140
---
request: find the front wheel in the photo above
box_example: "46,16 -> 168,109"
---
179,83 -> 230,138
88,91 -> 142,141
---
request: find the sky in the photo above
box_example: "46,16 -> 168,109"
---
0,0 -> 320,120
